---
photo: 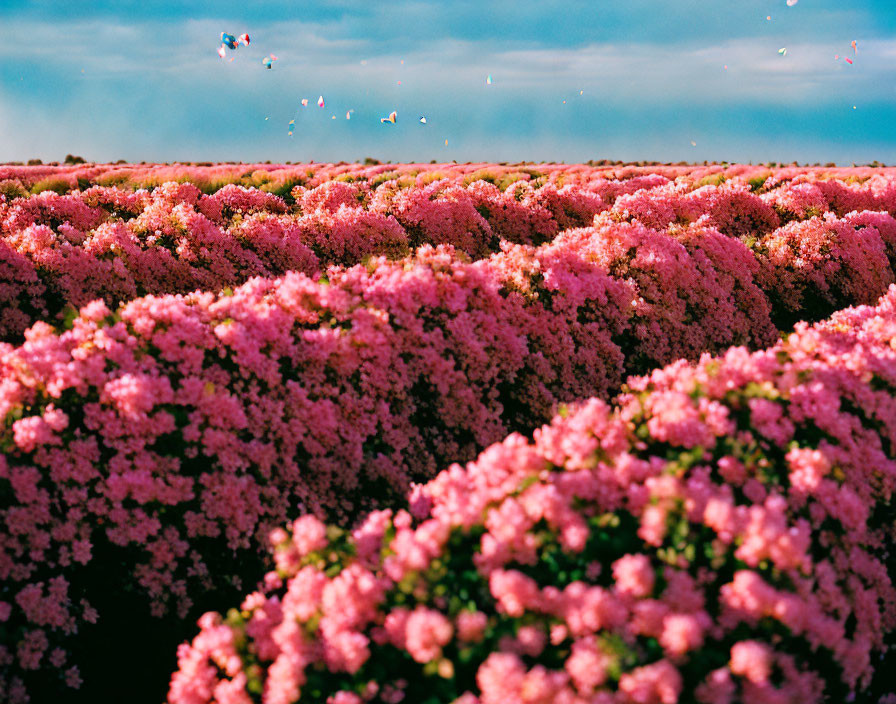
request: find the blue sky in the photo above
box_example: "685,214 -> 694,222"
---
0,0 -> 894,164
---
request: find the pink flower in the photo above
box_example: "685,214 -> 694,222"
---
327,693 -> 362,704
12,416 -> 59,453
291,516 -> 328,557
64,666 -> 82,689
618,660 -> 683,704
404,607 -> 453,663
613,554 -> 655,599
729,640 -> 773,684
456,610 -> 488,643
565,637 -> 610,693
694,667 -> 736,704
659,613 -> 705,658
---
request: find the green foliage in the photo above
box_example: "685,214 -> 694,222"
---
494,172 -> 530,192
462,169 -> 498,187
260,178 -> 304,203
369,170 -> 404,189
31,177 -> 72,195
95,171 -> 134,188
0,179 -> 28,199
696,173 -> 727,188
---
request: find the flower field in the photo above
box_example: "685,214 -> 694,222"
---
1,162 -> 895,703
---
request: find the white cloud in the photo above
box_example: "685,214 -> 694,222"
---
2,14 -> 894,104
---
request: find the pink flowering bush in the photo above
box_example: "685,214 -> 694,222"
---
0,243 -> 625,701
762,181 -> 831,222
513,182 -> 608,232
683,183 -> 780,239
762,173 -> 896,222
842,210 -> 896,261
293,181 -> 371,213
168,287 -> 896,704
553,216 -> 778,372
610,183 -> 779,238
370,180 -> 498,259
464,181 -> 558,246
1,190 -> 107,235
753,212 -> 896,328
0,239 -> 48,340
587,173 -> 672,205
206,184 -> 288,218
810,178 -> 879,217
78,184 -> 151,217
294,207 -> 408,265
610,183 -> 698,231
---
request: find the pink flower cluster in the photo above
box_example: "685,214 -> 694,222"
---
754,211 -> 896,326
549,215 -> 779,371
763,172 -> 896,220
167,285 -> 896,704
610,181 -> 781,238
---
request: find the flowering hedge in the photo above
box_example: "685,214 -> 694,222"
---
0,183 -> 396,342
753,212 -> 896,328
0,177 -> 608,342
168,287 -> 896,704
6,197 -> 896,700
3,165 -> 896,702
3,167 -> 896,344
2,161 -> 896,201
